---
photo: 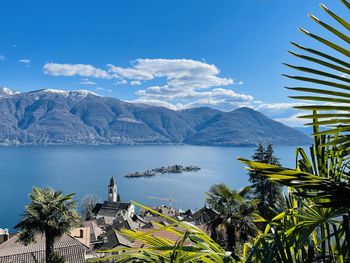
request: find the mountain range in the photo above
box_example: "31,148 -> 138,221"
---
0,88 -> 311,146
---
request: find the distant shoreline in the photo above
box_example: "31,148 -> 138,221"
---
0,142 -> 310,148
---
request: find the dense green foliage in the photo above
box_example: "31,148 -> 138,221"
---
15,187 -> 81,263
248,144 -> 284,220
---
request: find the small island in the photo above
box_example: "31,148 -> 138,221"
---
125,165 -> 201,178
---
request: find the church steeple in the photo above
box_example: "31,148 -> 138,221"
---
108,176 -> 118,202
109,176 -> 115,187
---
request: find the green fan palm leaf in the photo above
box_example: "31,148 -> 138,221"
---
285,1 -> 350,154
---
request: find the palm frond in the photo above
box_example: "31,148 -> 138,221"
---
238,157 -> 350,208
89,201 -> 237,263
285,1 -> 350,153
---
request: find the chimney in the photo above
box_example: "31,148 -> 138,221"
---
80,229 -> 84,238
0,228 -> 9,244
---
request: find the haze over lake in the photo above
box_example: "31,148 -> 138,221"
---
0,145 -> 297,231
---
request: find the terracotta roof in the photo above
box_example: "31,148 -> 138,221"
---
129,222 -> 212,249
132,228 -> 183,248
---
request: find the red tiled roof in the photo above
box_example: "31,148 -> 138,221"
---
132,229 -> 182,248
131,226 -> 197,249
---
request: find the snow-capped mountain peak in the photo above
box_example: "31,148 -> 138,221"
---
32,88 -> 101,97
0,87 -> 21,97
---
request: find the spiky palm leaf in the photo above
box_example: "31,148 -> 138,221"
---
238,117 -> 350,208
285,0 -> 350,153
238,156 -> 350,208
238,0 -> 350,207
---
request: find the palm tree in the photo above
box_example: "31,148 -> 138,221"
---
15,187 -> 82,263
205,184 -> 258,254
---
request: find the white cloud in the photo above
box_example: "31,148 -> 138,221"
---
136,86 -> 252,102
108,64 -> 153,80
254,102 -> 307,118
0,55 -> 5,61
43,63 -> 108,78
95,87 -> 113,93
79,78 -> 96,85
274,113 -> 307,127
107,59 -> 234,93
130,80 -> 141,86
140,58 -> 231,88
43,59 -> 233,90
43,59 -> 240,110
19,59 -> 31,64
255,102 -> 304,111
111,58 -> 242,111
114,79 -> 128,85
129,98 -> 180,110
131,86 -> 254,112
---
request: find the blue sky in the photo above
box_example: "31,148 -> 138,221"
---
0,0 -> 347,126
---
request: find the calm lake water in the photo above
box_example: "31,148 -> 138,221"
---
0,145 -> 298,231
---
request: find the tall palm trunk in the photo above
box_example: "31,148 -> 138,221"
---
45,229 -> 55,263
226,224 -> 236,252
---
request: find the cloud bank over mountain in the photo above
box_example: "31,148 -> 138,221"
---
42,58 -> 305,127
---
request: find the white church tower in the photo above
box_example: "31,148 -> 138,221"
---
108,176 -> 118,202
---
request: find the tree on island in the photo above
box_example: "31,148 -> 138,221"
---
15,187 -> 81,263
249,143 -> 284,220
